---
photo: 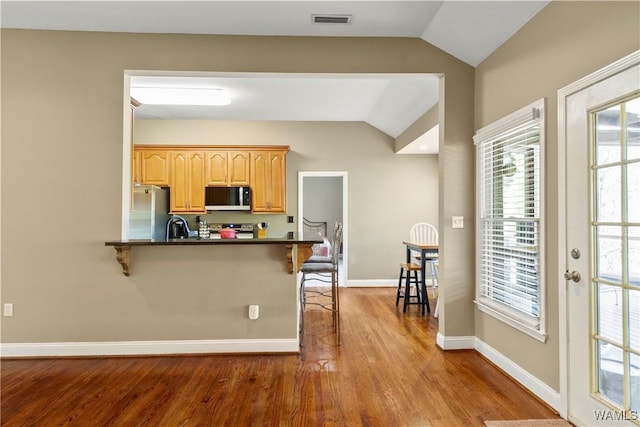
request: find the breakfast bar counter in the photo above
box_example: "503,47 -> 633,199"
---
105,233 -> 321,276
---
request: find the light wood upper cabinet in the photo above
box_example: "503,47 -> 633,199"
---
170,151 -> 205,214
250,150 -> 287,213
138,149 -> 170,186
205,151 -> 228,186
132,150 -> 142,184
228,151 -> 251,185
133,145 -> 288,214
205,151 -> 250,186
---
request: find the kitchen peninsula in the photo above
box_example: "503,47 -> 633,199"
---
103,140 -> 323,353
103,234 -> 321,353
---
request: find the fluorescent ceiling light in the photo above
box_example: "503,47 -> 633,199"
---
131,87 -> 230,106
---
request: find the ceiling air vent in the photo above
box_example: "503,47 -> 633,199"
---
312,14 -> 352,25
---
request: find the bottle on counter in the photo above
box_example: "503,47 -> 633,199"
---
198,220 -> 210,239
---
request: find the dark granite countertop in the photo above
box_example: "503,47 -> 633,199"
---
105,233 -> 322,247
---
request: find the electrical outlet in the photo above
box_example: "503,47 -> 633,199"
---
3,303 -> 13,317
248,304 -> 260,320
287,216 -> 294,224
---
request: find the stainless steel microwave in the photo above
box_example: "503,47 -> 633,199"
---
205,186 -> 251,211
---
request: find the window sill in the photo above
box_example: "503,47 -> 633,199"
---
475,300 -> 547,343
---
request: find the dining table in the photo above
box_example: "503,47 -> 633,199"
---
402,241 -> 439,316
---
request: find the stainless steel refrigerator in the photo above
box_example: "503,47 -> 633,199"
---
129,185 -> 170,240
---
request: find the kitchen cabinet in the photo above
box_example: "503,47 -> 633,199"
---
170,151 -> 205,213
133,145 -> 288,214
132,150 -> 142,184
251,150 -> 287,213
137,149 -> 170,186
205,151 -> 250,186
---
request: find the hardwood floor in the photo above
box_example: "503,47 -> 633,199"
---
1,288 -> 561,426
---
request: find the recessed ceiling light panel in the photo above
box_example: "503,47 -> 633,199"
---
131,87 -> 231,106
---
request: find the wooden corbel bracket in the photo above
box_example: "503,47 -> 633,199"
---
113,245 -> 131,276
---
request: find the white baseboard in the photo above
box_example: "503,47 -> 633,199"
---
347,279 -> 396,287
475,338 -> 561,412
0,339 -> 299,358
434,334 -> 561,412
436,332 -> 475,350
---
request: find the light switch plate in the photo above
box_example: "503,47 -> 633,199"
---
452,216 -> 464,229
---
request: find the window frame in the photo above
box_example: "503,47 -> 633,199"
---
474,98 -> 547,342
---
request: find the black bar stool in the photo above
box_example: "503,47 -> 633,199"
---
396,262 -> 430,315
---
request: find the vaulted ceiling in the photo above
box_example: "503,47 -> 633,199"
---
1,1 -> 549,151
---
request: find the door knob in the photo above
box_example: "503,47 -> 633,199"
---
564,270 -> 581,282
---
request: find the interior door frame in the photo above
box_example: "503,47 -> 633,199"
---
557,49 -> 640,419
297,171 -> 348,287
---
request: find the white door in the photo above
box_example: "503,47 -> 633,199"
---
566,59 -> 640,426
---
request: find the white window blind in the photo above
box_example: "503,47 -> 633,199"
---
474,98 -> 546,342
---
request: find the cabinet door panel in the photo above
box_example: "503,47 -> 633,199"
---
228,151 -> 251,185
205,151 -> 228,186
268,152 -> 286,212
189,152 -> 205,212
250,152 -> 269,212
170,152 -> 189,213
132,150 -> 142,184
140,150 -> 170,185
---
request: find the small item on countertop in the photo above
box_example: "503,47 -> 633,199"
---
219,228 -> 237,239
256,222 -> 269,238
198,220 -> 210,239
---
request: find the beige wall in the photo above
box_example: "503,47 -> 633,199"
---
302,176 -> 343,235
134,119 -> 438,280
395,103 -> 439,152
474,1 -> 640,391
1,30 -> 475,344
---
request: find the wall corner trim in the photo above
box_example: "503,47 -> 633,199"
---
436,333 -> 475,350
0,339 -> 299,358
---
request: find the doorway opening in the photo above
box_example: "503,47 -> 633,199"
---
298,171 -> 348,287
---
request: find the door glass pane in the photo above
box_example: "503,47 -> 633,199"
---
598,341 -> 624,406
596,166 -> 621,222
598,283 -> 623,344
627,98 -> 640,161
596,226 -> 622,283
630,227 -> 640,288
596,105 -> 621,164
591,97 -> 639,415
630,288 -> 640,352
629,162 -> 640,223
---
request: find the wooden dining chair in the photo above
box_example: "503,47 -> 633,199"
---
409,223 -> 439,296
